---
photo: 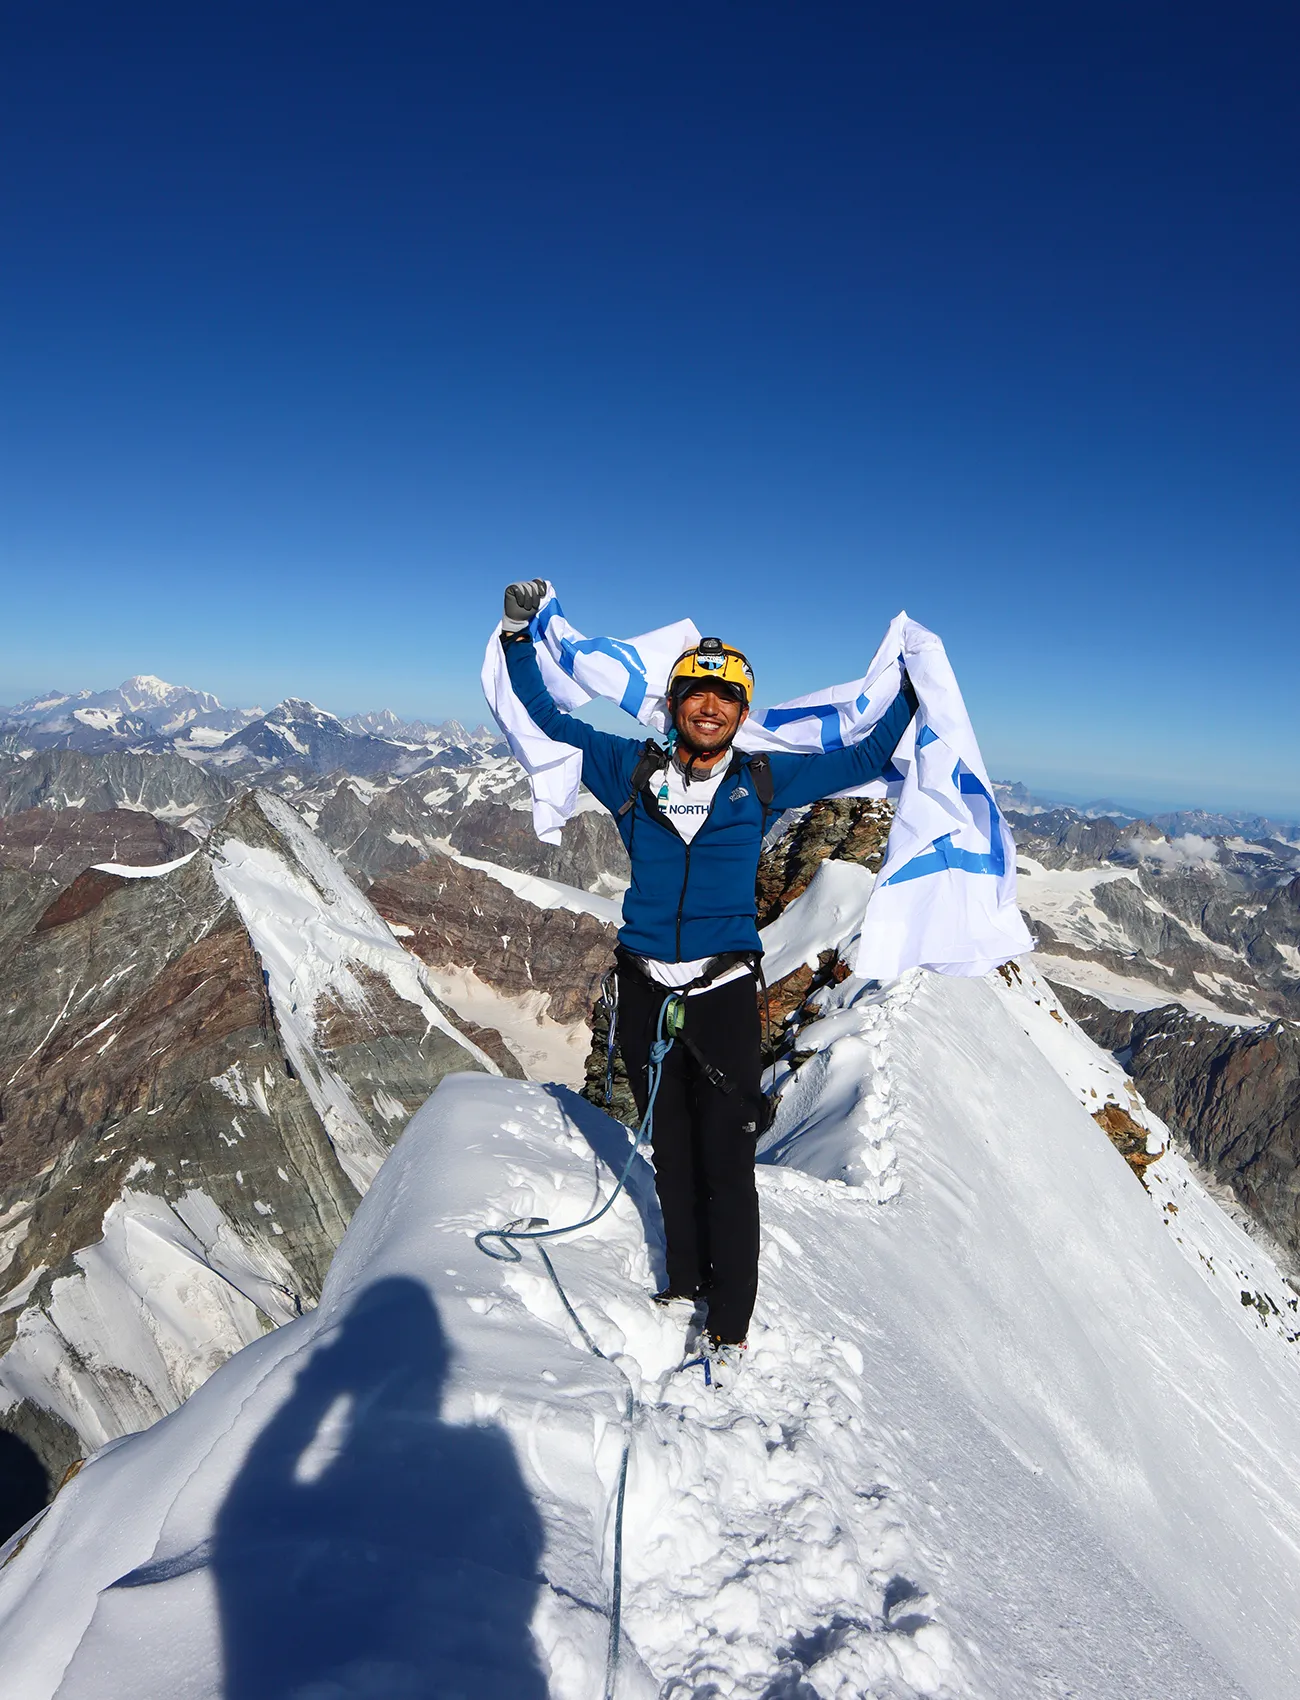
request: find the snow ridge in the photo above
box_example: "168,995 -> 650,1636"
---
5,954 -> 1300,1697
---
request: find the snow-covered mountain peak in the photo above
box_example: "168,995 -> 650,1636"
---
344,707 -> 407,737
264,697 -> 335,723
116,674 -> 218,711
9,689 -> 76,713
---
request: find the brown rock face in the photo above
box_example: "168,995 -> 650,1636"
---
368,854 -> 616,1026
1092,1103 -> 1161,1183
0,806 -> 197,886
0,852 -> 358,1297
33,867 -> 129,931
1051,982 -> 1300,1266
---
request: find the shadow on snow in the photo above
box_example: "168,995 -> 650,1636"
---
211,1275 -> 549,1700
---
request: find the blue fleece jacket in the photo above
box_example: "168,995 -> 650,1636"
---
503,636 -> 915,962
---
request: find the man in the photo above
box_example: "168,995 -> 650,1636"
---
499,579 -> 917,1364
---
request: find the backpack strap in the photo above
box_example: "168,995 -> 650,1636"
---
746,751 -> 774,811
617,739 -> 668,817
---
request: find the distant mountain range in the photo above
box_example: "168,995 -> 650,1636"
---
992,779 -> 1300,846
0,676 -> 499,777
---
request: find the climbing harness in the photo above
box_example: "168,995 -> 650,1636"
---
475,992 -> 678,1700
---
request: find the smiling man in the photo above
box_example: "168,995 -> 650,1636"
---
499,580 -> 917,1367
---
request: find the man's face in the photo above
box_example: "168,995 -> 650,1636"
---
674,684 -> 749,752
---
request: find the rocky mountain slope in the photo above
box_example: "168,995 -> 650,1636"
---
0,749 -> 239,833
0,793 -> 502,1485
1008,804 -> 1300,1020
0,806 -> 197,886
295,757 -> 629,891
1052,985 -> 1300,1272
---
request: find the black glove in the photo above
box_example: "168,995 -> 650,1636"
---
502,579 -> 548,631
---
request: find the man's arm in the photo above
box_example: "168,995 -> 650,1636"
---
501,631 -> 644,814
764,676 -> 918,810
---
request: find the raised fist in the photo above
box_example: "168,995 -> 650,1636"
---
502,579 -> 548,630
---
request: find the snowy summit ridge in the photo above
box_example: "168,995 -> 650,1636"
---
2,917 -> 1298,1697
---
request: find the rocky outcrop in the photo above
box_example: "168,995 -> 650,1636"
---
1050,983 -> 1300,1269
1091,1101 -> 1162,1183
0,805 -> 197,886
443,800 -> 629,894
755,797 -> 893,926
368,854 -> 616,1026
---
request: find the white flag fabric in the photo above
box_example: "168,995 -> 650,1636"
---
481,587 -> 1032,979
480,592 -> 700,842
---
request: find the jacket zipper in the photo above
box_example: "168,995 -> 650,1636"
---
675,842 -> 691,958
670,753 -> 742,958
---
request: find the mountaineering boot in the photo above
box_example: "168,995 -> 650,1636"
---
703,1334 -> 748,1386
653,1286 -> 702,1306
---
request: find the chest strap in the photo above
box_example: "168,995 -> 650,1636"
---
617,745 -> 772,817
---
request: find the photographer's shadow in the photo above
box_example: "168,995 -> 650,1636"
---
214,1276 -> 547,1699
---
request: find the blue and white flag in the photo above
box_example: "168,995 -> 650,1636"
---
482,588 -> 1032,979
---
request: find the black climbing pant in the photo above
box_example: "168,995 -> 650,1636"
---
616,964 -> 764,1345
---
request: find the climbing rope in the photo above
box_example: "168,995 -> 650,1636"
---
475,990 -> 676,1700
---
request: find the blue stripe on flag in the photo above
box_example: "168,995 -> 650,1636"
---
881,759 -> 1007,885
759,703 -> 844,752
533,595 -> 563,638
532,597 -> 649,716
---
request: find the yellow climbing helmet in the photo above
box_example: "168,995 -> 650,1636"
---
667,637 -> 755,708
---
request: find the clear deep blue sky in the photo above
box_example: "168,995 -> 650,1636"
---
2,3 -> 1296,814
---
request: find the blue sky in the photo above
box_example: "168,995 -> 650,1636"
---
2,3 -> 1297,815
